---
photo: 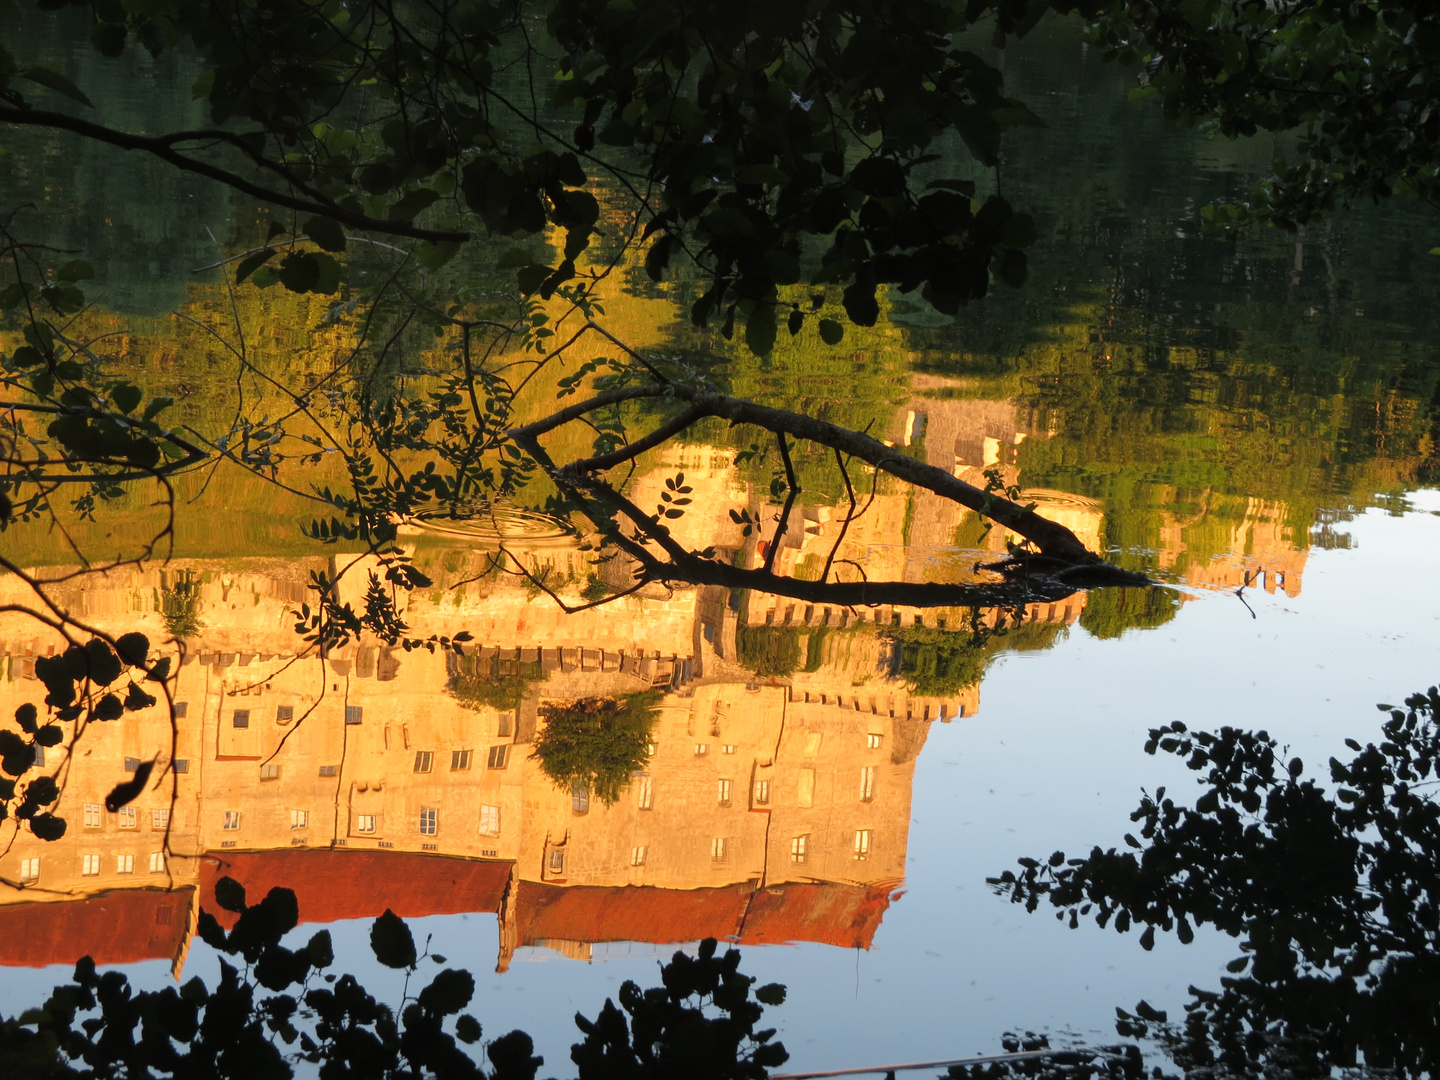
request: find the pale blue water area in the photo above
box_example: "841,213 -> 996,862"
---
4,8 -> 1440,1075
6,496 -> 1435,1072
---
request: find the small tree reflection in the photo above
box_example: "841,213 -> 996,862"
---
531,693 -> 660,806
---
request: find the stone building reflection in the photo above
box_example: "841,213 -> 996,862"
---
0,406 -> 1312,975
0,555 -> 958,976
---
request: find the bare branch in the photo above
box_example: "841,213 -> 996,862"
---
0,106 -> 469,244
508,384 -> 670,441
496,543 -> 655,614
763,431 -> 800,575
519,381 -> 1115,565
821,446 -> 867,584
583,320 -> 671,383
561,403 -> 707,475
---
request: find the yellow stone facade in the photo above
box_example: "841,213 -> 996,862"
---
0,411 -> 1312,971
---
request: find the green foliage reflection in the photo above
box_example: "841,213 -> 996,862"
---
157,571 -> 204,641
889,617 -> 1068,697
736,626 -> 831,679
1077,587 -> 1180,642
531,694 -> 660,806
448,653 -> 545,714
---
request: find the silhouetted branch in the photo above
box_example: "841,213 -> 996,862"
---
0,106 -> 468,244
763,431 -> 800,575
508,385 -> 670,441
821,446 -> 875,584
514,381 -> 1145,572
562,403 -> 707,474
512,382 -> 1149,608
495,543 -> 657,614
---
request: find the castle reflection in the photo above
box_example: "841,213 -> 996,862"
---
0,561 -> 973,976
0,405 -> 1310,975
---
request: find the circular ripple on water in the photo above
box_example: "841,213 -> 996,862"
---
407,501 -> 577,548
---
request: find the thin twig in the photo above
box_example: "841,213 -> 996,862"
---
561,404 -> 706,475
0,106 -> 467,243
763,431 -> 800,575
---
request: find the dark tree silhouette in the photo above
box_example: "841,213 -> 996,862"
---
990,686 -> 1440,1078
0,878 -> 787,1080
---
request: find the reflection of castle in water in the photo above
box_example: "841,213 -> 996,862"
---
0,554 -> 958,976
0,394 -> 1313,974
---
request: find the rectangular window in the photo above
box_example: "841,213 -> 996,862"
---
81,854 -> 100,876
859,765 -> 876,802
572,782 -> 590,814
117,806 -> 136,829
151,808 -> 169,829
232,710 -> 250,729
148,852 -> 165,874
486,744 -> 509,769
866,733 -> 883,750
290,810 -> 309,830
356,814 -> 376,833
32,745 -> 43,768
496,712 -> 514,738
173,701 -> 189,719
853,829 -> 872,860
790,834 -> 809,863
479,804 -> 501,836
413,751 -> 434,773
636,774 -> 654,810
84,803 -> 102,828
631,846 -> 647,867
753,779 -> 770,806
451,749 -> 472,771
717,779 -> 732,806
710,837 -> 728,861
116,854 -> 134,874
172,759 -> 189,774
419,807 -> 438,836
694,743 -> 709,756
276,705 -> 294,723
19,857 -> 39,884
722,744 -> 736,755
547,849 -> 565,873
344,706 -> 364,725
123,756 -> 140,772
319,764 -> 338,777
797,767 -> 815,808
223,811 -> 241,831
260,763 -> 280,781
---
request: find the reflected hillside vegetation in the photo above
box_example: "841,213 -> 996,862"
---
0,3 -> 1437,1078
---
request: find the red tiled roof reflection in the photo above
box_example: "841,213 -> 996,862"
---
739,881 -> 901,949
517,881 -> 753,945
0,888 -> 192,968
199,850 -> 511,929
516,879 -> 902,950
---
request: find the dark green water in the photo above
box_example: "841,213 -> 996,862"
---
2,10 -> 1439,1078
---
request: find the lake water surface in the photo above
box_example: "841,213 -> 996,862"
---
1,14 -> 1438,1078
